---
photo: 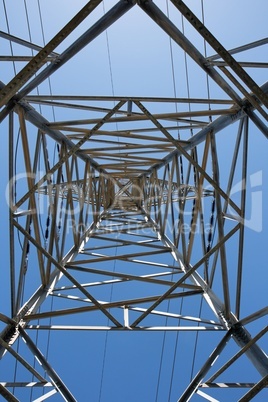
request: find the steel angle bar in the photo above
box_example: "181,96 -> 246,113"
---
26,325 -> 223,332
178,331 -> 232,402
210,132 -> 231,319
42,120 -> 205,133
24,99 -> 143,116
27,290 -> 202,321
123,306 -> 222,326
192,225 -> 240,281
13,219 -> 122,327
210,61 -> 268,69
24,94 -> 234,104
0,313 -> 15,326
208,118 -> 245,288
66,248 -> 171,265
207,37 -> 268,61
217,65 -> 268,122
143,80 -> 268,179
171,0 -> 268,109
0,81 -> 102,171
135,100 -> 241,215
196,390 -> 219,402
63,156 -> 80,248
206,326 -> 268,385
82,235 -> 163,248
48,109 -> 232,127
138,0 -> 242,105
66,127 -> 188,143
0,56 -> 55,62
18,327 -> 77,402
52,276 -> 172,291
33,389 -> 58,402
0,383 -> 19,402
89,154 -> 160,163
185,139 -> 210,265
245,108 -> 268,138
201,383 -> 261,388
11,98 -> 125,211
238,374 -> 268,401
240,307 -> 268,326
53,279 -> 198,292
0,336 -> 47,382
8,112 -> 16,317
235,117 -> 248,319
84,143 -> 175,152
143,212 -> 268,378
0,0 -> 103,108
0,30 -> 59,55
58,266 -> 177,287
1,0 -> 135,111
129,260 -> 206,326
18,109 -> 46,285
0,382 -> 53,388
132,211 -> 229,327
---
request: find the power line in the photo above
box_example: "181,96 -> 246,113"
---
2,0 -> 16,75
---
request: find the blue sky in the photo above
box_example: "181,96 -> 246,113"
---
0,1 -> 268,401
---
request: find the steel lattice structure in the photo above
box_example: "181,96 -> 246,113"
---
0,1 -> 268,401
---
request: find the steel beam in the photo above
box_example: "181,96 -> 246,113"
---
207,37 -> 268,61
238,374 -> 268,401
142,212 -> 268,378
178,331 -> 232,401
0,30 -> 59,55
0,0 -> 103,108
19,327 -> 77,402
138,0 -> 242,105
171,0 -> 268,109
143,80 -> 268,176
0,0 -> 136,123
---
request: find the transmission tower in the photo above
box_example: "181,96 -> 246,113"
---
0,1 -> 268,401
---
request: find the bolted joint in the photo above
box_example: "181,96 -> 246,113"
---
231,322 -> 251,345
0,323 -> 19,359
137,0 -> 151,5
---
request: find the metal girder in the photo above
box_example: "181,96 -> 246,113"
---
207,37 -> 268,61
0,30 -> 59,55
138,0 -> 242,106
0,0 -> 136,123
170,0 -> 268,110
0,0 -> 103,107
1,1 -> 268,401
18,328 -> 77,402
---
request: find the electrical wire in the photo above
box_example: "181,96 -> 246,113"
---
181,15 -> 194,138
21,3 -> 57,398
201,0 -> 212,123
102,0 -> 121,161
167,297 -> 185,402
36,2 -> 58,393
155,4 -> 188,400
3,0 -> 23,254
23,0 -> 46,245
37,0 -> 56,123
2,0 -> 16,75
189,298 -> 204,381
98,242 -> 118,402
188,0 -> 216,384
158,2 -> 214,397
97,4 -> 121,399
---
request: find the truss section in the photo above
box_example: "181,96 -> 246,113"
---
0,0 -> 267,400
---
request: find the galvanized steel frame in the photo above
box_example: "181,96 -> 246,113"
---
0,0 -> 267,400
